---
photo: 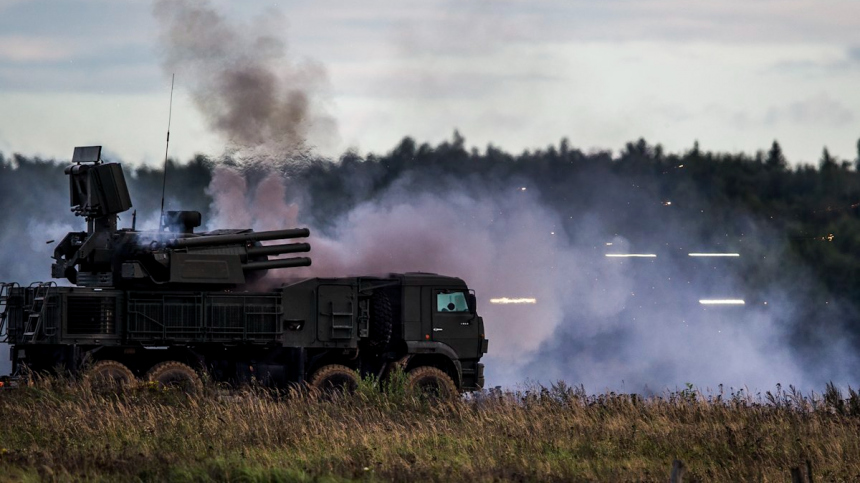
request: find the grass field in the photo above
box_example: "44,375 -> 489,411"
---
1,375 -> 859,482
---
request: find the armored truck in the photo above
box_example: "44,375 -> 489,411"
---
0,146 -> 488,394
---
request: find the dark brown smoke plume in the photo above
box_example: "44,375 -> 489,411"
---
153,0 -> 336,156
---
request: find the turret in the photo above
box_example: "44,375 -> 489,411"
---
51,146 -> 311,289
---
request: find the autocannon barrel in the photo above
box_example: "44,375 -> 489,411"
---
242,257 -> 312,271
171,228 -> 310,248
246,242 -> 311,257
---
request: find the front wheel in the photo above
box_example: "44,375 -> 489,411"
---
407,366 -> 458,399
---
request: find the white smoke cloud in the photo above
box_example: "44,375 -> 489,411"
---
301,186 -> 567,359
205,166 -> 252,229
202,166 -> 860,393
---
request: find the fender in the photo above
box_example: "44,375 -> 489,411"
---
405,340 -> 463,380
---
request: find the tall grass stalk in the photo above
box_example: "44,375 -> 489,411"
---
1,377 -> 859,481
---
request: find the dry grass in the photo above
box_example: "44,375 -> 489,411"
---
1,376 -> 860,482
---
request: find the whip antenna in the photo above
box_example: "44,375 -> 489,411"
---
159,73 -> 175,231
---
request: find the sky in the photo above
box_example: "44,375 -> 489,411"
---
0,0 -> 859,166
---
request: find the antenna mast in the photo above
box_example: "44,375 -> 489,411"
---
159,73 -> 175,231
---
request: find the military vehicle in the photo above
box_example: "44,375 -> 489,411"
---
0,146 -> 488,394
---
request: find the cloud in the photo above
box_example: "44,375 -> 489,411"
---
0,36 -> 75,62
765,94 -> 855,127
537,0 -> 860,44
1,0 -> 859,165
0,1 -> 157,92
769,45 -> 860,74
369,69 -> 562,101
0,129 -> 9,155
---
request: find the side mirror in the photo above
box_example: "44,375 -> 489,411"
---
467,293 -> 477,313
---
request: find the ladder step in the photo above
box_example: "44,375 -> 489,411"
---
28,314 -> 40,318
34,297 -> 44,301
23,332 -> 35,336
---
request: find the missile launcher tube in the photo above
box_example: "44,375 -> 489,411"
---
242,257 -> 312,271
170,228 -> 310,248
246,242 -> 311,257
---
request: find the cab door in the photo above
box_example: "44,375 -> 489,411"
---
430,289 -> 479,354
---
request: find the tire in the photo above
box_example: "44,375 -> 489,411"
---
366,292 -> 392,353
146,361 -> 202,394
310,364 -> 359,394
407,366 -> 458,399
86,360 -> 135,391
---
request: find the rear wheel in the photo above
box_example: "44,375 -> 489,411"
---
310,364 -> 359,394
86,360 -> 135,391
407,366 -> 458,399
146,361 -> 202,394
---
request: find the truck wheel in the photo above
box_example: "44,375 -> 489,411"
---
310,364 -> 359,394
86,360 -> 135,390
366,292 -> 392,353
146,361 -> 202,394
407,366 -> 458,399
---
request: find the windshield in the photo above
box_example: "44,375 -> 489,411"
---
436,291 -> 469,312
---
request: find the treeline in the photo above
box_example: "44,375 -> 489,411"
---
303,135 -> 860,301
2,135 -> 860,300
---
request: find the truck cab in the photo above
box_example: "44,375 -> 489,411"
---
398,273 -> 486,390
279,272 -> 487,392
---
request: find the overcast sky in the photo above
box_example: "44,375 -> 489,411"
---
0,0 -> 858,165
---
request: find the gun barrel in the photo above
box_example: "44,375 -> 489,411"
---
242,257 -> 312,271
171,228 -> 310,248
246,243 -> 311,257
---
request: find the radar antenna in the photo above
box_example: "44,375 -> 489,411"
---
159,73 -> 175,231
